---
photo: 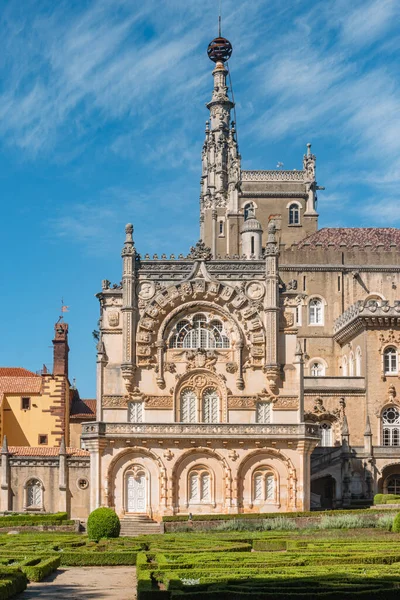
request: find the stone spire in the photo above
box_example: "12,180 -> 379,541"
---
200,35 -> 241,256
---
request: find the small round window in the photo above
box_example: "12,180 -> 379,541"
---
77,478 -> 89,490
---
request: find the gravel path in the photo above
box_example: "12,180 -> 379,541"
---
17,566 -> 137,599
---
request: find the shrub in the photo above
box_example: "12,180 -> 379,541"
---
374,494 -> 385,505
20,556 -> 60,582
87,508 -> 120,541
376,515 -> 394,531
374,494 -> 400,505
392,512 -> 400,533
318,515 -> 373,529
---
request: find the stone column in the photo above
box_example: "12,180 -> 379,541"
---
0,436 -> 10,512
211,209 -> 217,258
296,440 -> 314,511
293,341 -> 305,421
86,439 -> 107,513
58,437 -> 68,514
121,224 -> 137,393
264,221 -> 280,393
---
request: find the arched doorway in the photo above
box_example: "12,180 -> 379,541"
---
125,466 -> 147,514
311,475 -> 336,509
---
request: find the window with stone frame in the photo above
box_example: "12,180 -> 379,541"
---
128,401 -> 143,423
387,475 -> 400,495
256,402 -> 271,424
169,313 -> 230,349
188,467 -> 211,503
253,469 -> 275,502
180,388 -> 197,423
202,388 -> 219,423
355,347 -> 362,376
342,355 -> 348,376
349,352 -> 355,376
310,361 -> 325,377
319,421 -> 333,447
384,347 -> 398,375
382,406 -> 400,446
309,298 -> 324,325
26,479 -> 43,509
288,203 -> 300,225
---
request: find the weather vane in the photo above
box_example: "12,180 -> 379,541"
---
207,1 -> 232,64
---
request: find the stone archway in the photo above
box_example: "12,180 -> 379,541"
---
171,447 -> 232,514
237,448 -> 296,512
106,447 -> 166,519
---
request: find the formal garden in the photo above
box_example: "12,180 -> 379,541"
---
0,501 -> 399,598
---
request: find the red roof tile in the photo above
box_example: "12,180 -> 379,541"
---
0,368 -> 39,378
297,228 -> 400,250
8,446 -> 89,457
70,398 -> 96,420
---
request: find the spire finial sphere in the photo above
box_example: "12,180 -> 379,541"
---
207,37 -> 232,63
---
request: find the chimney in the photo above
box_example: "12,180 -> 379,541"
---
53,322 -> 69,378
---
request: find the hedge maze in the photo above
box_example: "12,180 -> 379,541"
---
136,533 -> 400,599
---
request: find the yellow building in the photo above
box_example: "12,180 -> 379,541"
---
0,322 -> 71,447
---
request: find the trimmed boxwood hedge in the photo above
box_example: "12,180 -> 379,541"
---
20,556 -> 60,582
0,569 -> 27,599
374,494 -> 400,505
87,508 -> 120,541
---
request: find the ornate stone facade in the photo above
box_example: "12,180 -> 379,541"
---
81,33 -> 400,519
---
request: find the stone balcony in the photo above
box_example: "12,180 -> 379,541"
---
333,300 -> 400,343
81,422 -> 319,441
304,377 -> 365,393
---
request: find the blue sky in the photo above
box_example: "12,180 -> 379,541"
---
1,0 -> 400,397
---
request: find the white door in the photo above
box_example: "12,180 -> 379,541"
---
126,472 -> 146,513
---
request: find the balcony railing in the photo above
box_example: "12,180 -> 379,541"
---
81,422 -> 319,439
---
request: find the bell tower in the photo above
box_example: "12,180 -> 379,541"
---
200,35 -> 241,257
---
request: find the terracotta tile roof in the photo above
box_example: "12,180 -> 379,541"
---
8,446 -> 89,457
0,376 -> 42,398
297,228 -> 400,250
70,398 -> 96,420
0,368 -> 39,377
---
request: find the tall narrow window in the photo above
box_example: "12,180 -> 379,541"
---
309,298 -> 323,325
342,356 -> 348,376
355,347 -> 362,376
251,236 -> 255,255
181,389 -> 197,423
256,402 -> 271,424
219,221 -> 224,235
320,422 -> 333,446
128,402 -> 143,423
382,406 -> 400,446
253,470 -> 275,502
26,479 -> 43,509
202,388 -> 219,423
349,352 -> 355,376
289,204 -> 300,225
384,347 -> 398,375
295,305 -> 302,326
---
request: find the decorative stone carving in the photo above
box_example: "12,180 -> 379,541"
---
379,330 -> 400,351
245,281 -> 265,301
187,240 -> 213,261
287,279 -> 297,291
388,384 -> 396,403
137,281 -> 156,300
186,349 -> 217,371
273,396 -> 299,410
103,396 -> 127,408
164,362 -> 176,374
264,366 -> 280,394
107,311 -> 120,328
226,362 -> 238,374
280,310 -> 295,330
163,449 -> 174,461
228,396 -> 256,409
145,396 -> 173,409
228,449 -> 239,461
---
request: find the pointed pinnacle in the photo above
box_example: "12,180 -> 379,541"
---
342,415 -> 349,436
1,435 -> 8,454
364,416 -> 372,436
59,436 -> 66,455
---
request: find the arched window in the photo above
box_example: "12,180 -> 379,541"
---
128,402 -> 143,423
384,347 -> 398,375
169,313 -> 230,349
355,347 -> 362,376
253,470 -> 275,502
244,203 -> 254,220
387,475 -> 400,494
189,467 -> 211,503
180,389 -> 197,423
288,203 -> 300,225
349,352 -> 355,376
309,298 -> 324,325
342,356 -> 348,377
256,402 -> 271,424
26,479 -> 43,509
382,406 -> 400,446
202,388 -> 219,423
311,362 -> 325,377
319,422 -> 333,447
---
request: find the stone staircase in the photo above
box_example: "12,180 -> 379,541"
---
120,514 -> 161,536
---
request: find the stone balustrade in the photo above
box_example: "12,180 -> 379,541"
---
242,170 -> 305,182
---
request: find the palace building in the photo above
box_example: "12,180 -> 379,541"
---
2,34 -> 400,522
80,34 -> 400,521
